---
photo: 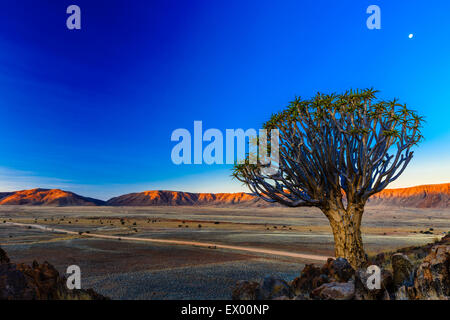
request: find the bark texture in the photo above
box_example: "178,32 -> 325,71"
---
323,203 -> 367,268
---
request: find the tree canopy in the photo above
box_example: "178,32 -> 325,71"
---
233,88 -> 424,210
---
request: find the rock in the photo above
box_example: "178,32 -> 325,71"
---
395,286 -> 409,300
231,281 -> 260,300
354,267 -> 393,300
0,247 -> 10,264
394,285 -> 416,300
16,261 -> 65,300
258,276 -> 292,300
321,257 -> 354,282
0,247 -> 108,300
314,274 -> 329,291
272,295 -> 290,300
16,260 -> 108,300
293,293 -> 310,300
441,234 -> 450,244
229,238 -> 450,300
414,244 -> 450,299
291,264 -> 328,295
311,280 -> 355,300
331,258 -> 355,282
392,253 -> 414,287
0,263 -> 36,299
370,253 -> 386,267
320,258 -> 334,274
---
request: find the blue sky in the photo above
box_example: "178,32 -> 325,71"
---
0,0 -> 449,200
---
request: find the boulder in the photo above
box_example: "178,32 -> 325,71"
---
414,244 -> 450,299
321,257 -> 354,282
391,253 -> 414,287
394,285 -> 416,300
231,281 -> 260,300
258,276 -> 293,300
354,267 -> 393,300
311,280 -> 355,300
291,264 -> 328,295
331,258 -> 355,282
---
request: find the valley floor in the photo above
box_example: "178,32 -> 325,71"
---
0,205 -> 447,299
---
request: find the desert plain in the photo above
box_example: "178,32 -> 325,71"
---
0,205 -> 448,299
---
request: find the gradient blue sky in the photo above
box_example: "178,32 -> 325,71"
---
0,0 -> 449,200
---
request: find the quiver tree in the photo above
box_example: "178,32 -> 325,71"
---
233,89 -> 424,268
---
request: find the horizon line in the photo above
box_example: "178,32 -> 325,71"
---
1,181 -> 448,201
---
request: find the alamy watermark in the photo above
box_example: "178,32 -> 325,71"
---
366,5 -> 381,30
170,121 -> 279,175
66,5 -> 81,30
66,265 -> 81,289
64,5 -> 381,32
366,265 -> 381,290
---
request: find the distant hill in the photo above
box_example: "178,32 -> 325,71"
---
367,183 -> 449,208
0,192 -> 14,201
0,184 -> 448,208
107,184 -> 449,208
106,190 -> 270,207
0,188 -> 105,206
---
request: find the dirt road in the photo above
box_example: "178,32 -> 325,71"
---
4,222 -> 331,262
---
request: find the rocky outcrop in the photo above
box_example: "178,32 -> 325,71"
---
392,253 -> 414,287
311,281 -> 355,300
232,236 -> 450,300
389,235 -> 450,300
232,257 -> 357,301
231,281 -> 260,300
354,267 -> 393,300
290,257 -> 355,298
258,276 -> 293,300
414,245 -> 449,299
290,264 -> 327,295
321,257 -> 355,282
0,247 -> 108,300
231,276 -> 293,300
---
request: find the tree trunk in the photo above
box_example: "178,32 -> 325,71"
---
324,204 -> 367,269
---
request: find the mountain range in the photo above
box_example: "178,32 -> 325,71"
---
106,190 -> 261,206
0,188 -> 104,206
0,183 -> 448,208
366,183 -> 449,208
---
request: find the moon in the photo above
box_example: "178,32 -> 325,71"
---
409,33 -> 414,39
